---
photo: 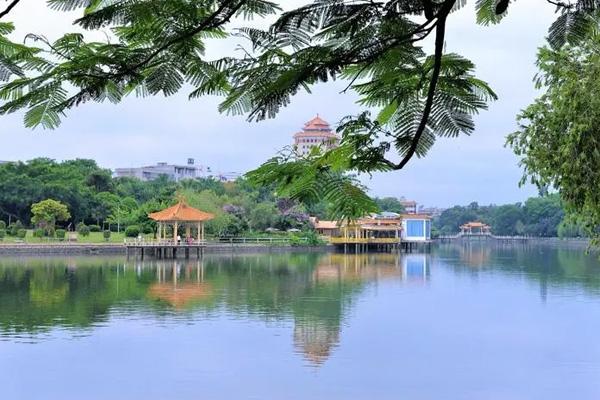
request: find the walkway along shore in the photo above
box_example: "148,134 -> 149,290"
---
0,242 -> 331,256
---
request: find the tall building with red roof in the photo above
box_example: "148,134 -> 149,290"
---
293,115 -> 340,156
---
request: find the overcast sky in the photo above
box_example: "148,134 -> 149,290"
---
0,1 -> 557,208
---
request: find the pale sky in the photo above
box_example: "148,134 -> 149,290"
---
0,1 -> 557,208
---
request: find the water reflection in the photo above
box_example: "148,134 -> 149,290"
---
437,243 -> 600,300
3,248 -> 600,399
0,252 -> 429,364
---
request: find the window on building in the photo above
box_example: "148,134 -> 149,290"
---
406,220 -> 424,237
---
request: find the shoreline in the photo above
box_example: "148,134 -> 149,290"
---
0,236 -> 593,256
0,243 -> 332,256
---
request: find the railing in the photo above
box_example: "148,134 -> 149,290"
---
123,237 -> 308,246
436,234 -> 531,241
329,237 -> 400,244
124,238 -> 206,246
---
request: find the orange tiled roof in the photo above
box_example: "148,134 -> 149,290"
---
461,221 -> 490,228
315,220 -> 338,230
148,201 -> 215,222
293,115 -> 339,138
304,115 -> 330,129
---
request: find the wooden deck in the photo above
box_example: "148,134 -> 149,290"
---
328,237 -> 431,253
124,237 -> 309,259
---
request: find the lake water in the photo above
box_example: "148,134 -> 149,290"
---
1,245 -> 600,399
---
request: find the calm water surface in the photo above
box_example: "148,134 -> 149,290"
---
1,245 -> 600,399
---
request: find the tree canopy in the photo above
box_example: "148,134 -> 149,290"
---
434,195 -> 571,237
30,198 -> 71,231
508,28 -> 600,242
2,1 -> 600,221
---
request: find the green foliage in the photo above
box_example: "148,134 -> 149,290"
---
435,195 -> 567,237
247,152 -> 378,222
76,222 -> 90,237
125,225 -> 140,238
374,197 -> 405,214
507,33 -> 600,242
0,221 -> 5,230
0,229 -> 5,241
33,228 -> 45,238
103,230 -> 111,241
249,202 -> 278,231
299,230 -> 326,246
8,221 -> 23,236
55,229 -> 66,240
16,229 -> 26,239
31,199 -> 70,233
1,1 -> 599,220
89,224 -> 101,232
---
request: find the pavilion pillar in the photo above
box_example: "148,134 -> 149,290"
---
186,225 -> 191,239
197,223 -> 201,242
174,221 -> 179,242
201,222 -> 205,241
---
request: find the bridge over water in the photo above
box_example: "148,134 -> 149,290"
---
436,232 -> 531,244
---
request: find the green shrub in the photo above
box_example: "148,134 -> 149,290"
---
45,227 -> 55,238
55,229 -> 66,241
0,229 -> 5,241
89,224 -> 101,232
0,221 -> 5,230
76,223 -> 90,237
142,224 -> 154,234
125,225 -> 140,238
103,230 -> 111,241
301,230 -> 326,246
33,228 -> 44,238
16,229 -> 26,239
9,220 -> 23,236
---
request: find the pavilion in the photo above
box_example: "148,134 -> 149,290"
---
460,221 -> 491,235
148,200 -> 214,242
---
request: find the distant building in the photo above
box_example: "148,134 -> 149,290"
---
214,171 -> 242,182
418,206 -> 445,218
399,197 -> 417,214
114,158 -> 239,182
293,115 -> 340,156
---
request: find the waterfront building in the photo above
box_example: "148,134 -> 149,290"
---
312,219 -> 340,237
400,214 -> 432,242
311,212 -> 432,245
293,115 -> 340,156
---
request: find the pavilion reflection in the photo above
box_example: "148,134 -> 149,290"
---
457,243 -> 492,268
0,253 -> 429,366
148,261 -> 214,309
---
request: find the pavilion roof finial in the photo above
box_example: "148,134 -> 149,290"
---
175,191 -> 187,204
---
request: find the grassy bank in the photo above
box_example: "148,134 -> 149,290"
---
0,231 -> 154,244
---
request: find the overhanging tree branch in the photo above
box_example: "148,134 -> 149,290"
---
391,0 -> 454,170
0,0 -> 21,19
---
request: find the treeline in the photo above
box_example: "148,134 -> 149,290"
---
0,158 -> 323,237
434,195 -> 585,237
